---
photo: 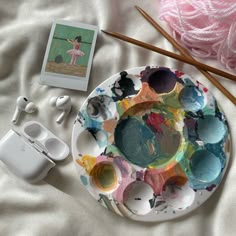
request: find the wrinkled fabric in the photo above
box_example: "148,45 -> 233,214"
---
0,0 -> 235,235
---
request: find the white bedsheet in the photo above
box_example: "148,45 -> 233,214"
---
0,0 -> 235,235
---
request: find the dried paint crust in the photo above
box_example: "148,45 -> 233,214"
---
72,66 -> 230,221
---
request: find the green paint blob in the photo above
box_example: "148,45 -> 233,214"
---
91,163 -> 117,191
98,165 -> 116,188
162,91 -> 182,108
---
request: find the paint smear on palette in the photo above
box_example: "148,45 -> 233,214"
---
103,119 -> 118,133
144,164 -> 187,196
144,112 -> 181,159
80,175 -> 88,186
78,111 -> 102,130
76,155 -> 97,174
114,117 -> 161,167
73,66 -> 230,221
116,82 -> 159,118
90,162 -> 119,193
87,95 -> 115,120
141,67 -> 177,94
111,71 -> 139,102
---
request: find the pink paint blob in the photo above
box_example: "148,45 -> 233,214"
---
112,176 -> 134,203
144,169 -> 165,195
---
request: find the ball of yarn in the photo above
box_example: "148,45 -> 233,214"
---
159,0 -> 236,70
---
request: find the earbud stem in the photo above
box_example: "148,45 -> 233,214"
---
56,109 -> 70,124
56,112 -> 65,124
11,108 -> 21,124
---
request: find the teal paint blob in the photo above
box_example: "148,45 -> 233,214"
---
114,117 -> 160,167
197,115 -> 226,144
179,86 -> 205,112
190,150 -> 222,183
205,140 -> 227,169
80,175 -> 88,186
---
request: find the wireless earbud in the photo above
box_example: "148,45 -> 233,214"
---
12,96 -> 37,124
49,96 -> 72,124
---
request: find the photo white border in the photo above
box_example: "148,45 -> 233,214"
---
40,20 -> 98,91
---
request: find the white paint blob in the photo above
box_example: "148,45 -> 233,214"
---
162,181 -> 195,210
123,181 -> 154,215
76,129 -> 104,156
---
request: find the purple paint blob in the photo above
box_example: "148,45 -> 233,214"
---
141,67 -> 177,94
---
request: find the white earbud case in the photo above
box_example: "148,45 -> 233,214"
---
0,121 -> 69,183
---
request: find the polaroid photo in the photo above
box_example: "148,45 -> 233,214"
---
40,20 -> 98,91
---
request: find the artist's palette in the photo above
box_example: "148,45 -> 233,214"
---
72,66 -> 230,222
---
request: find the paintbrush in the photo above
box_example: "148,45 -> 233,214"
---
135,5 -> 236,105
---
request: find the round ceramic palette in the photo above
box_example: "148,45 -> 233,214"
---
72,66 -> 231,222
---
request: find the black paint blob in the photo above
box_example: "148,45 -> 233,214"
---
111,71 -> 138,102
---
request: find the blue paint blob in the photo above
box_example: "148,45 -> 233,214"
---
190,150 -> 222,183
183,78 -> 195,87
80,175 -> 88,186
114,117 -> 160,167
79,111 -> 102,130
179,86 -> 205,112
197,115 -> 226,144
96,87 -> 105,93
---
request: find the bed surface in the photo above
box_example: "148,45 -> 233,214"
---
0,0 -> 235,235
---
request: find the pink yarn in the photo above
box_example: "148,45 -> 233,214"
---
159,0 -> 236,70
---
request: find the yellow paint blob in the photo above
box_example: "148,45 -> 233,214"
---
76,155 -> 97,174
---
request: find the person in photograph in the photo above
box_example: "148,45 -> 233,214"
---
66,36 -> 85,65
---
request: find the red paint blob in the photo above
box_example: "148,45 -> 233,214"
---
146,112 -> 165,132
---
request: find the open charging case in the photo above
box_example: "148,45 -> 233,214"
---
0,121 -> 69,183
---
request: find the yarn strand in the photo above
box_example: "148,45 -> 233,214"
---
159,0 -> 236,70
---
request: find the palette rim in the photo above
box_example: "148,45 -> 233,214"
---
71,66 -> 231,222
